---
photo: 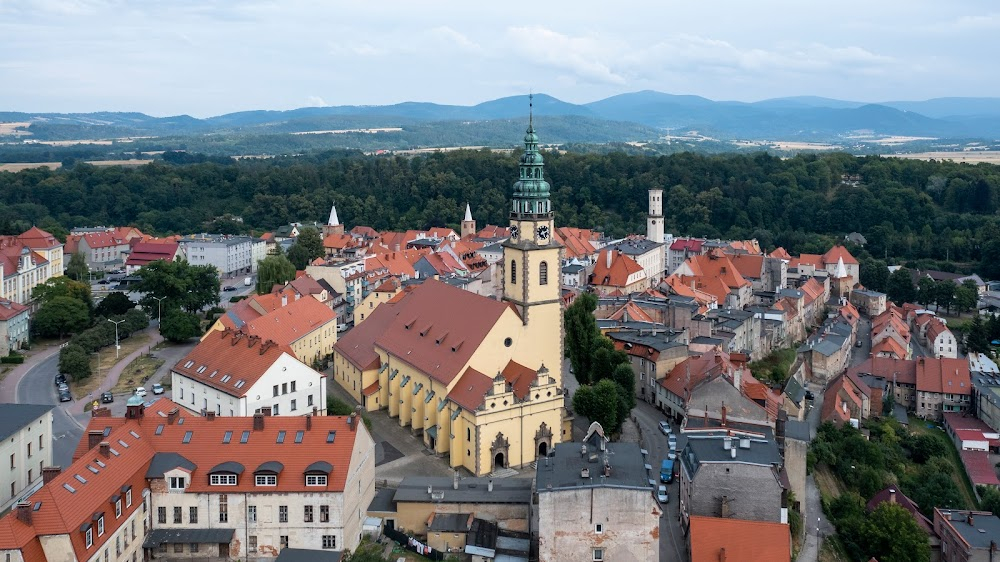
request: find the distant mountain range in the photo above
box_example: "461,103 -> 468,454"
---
3,92 -> 1000,145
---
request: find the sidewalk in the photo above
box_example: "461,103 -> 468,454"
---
0,342 -> 63,403
69,328 -> 164,418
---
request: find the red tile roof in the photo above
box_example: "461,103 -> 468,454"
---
689,515 -> 790,562
124,241 -> 178,267
606,301 -> 655,323
447,367 -> 493,412
362,381 -> 380,396
866,487 -> 934,535
959,450 -> 1000,486
242,295 -> 337,347
476,225 -> 510,238
0,299 -> 28,321
769,247 -> 791,260
590,250 -> 644,288
79,231 -> 128,249
728,254 -> 765,280
17,226 -> 60,249
669,238 -> 704,252
659,352 -> 736,400
500,360 -> 537,400
173,329 -> 296,396
847,357 -> 917,386
323,233 -> 356,251
872,337 -> 907,359
334,301 -> 402,371
823,245 -> 859,265
915,357 -> 970,395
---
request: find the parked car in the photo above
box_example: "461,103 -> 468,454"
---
152,383 -> 164,395
657,485 -> 669,504
805,390 -> 815,401
337,323 -> 349,333
98,279 -> 110,285
856,340 -> 863,348
57,382 -> 69,393
58,390 -> 72,403
223,285 -> 238,292
667,450 -> 677,461
135,387 -> 147,397
658,421 -> 672,435
54,373 -> 67,386
101,392 -> 114,403
668,435 -> 677,452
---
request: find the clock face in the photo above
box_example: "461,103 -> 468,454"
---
509,225 -> 519,239
537,226 -> 550,240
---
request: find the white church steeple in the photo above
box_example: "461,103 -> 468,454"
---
461,202 -> 476,238
323,204 -> 344,237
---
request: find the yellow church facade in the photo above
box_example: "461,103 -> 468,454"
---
332,111 -> 570,475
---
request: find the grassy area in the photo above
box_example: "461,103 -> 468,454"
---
748,346 -> 798,385
908,416 -> 979,509
814,464 -> 844,500
819,537 -> 848,562
110,354 -> 165,395
73,333 -> 152,400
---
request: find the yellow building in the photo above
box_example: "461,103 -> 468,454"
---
333,112 -> 570,475
354,276 -> 402,325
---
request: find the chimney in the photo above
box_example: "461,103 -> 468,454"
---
42,466 -> 62,484
15,502 -> 31,525
581,468 -> 590,478
488,479 -> 494,492
88,430 -> 104,450
253,412 -> 264,431
730,446 -> 736,459
99,442 -> 111,458
306,414 -> 312,430
723,437 -> 732,450
206,411 -> 216,421
453,471 -> 460,490
719,547 -> 727,562
721,404 -> 727,426
968,514 -> 974,526
604,463 -> 611,477
889,488 -> 896,504
349,413 -> 357,431
260,406 -> 272,417
312,406 -> 318,417
167,408 -> 179,425
605,250 -> 612,269
281,295 -> 287,307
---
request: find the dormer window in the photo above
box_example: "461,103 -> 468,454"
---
85,527 -> 93,548
306,475 -> 327,486
255,475 -> 277,486
168,476 -> 186,490
97,514 -> 105,536
211,474 -> 237,485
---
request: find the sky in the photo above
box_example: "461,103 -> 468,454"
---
1,0 -> 997,117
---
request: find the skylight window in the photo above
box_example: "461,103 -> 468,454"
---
94,459 -> 106,468
103,427 -> 112,437
294,431 -> 304,444
63,484 -> 76,493
87,465 -> 99,474
234,380 -> 245,389
209,370 -> 218,378
117,439 -> 129,448
183,360 -> 194,368
276,431 -> 285,444
155,424 -> 164,435
182,431 -> 193,444
129,431 -> 140,439
221,375 -> 232,383
75,474 -> 87,484
327,431 -> 336,444
223,431 -> 232,444
240,430 -> 250,444
196,365 -> 207,373
109,448 -> 120,457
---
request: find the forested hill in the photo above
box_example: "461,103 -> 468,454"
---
1,150 -> 999,278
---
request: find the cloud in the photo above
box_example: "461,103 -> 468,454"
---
428,26 -> 481,53
306,95 -> 328,107
505,26 -> 627,85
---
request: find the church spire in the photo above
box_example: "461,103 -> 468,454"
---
511,94 -> 551,219
328,204 -> 340,227
464,203 -> 473,222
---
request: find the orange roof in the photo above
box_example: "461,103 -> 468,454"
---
373,277 -> 401,293
677,251 -> 751,290
741,370 -> 781,419
800,278 -> 824,304
838,301 -> 861,326
554,227 -> 599,260
790,253 -> 823,270
323,233 -> 356,250
769,247 -> 791,260
915,357 -> 970,395
500,360 -> 537,400
447,368 -> 493,411
662,274 -> 718,311
351,226 -> 379,238
79,231 -> 128,249
689,515 -> 790,562
419,252 -> 468,276
728,239 -> 762,254
476,225 -> 510,238
0,299 -> 29,321
125,241 -> 178,267
17,226 -> 60,249
659,352 -> 735,400
242,295 -> 336,347
173,330 -> 296,396
334,301 -> 401,371
872,337 -> 906,359
823,245 -> 858,265
925,317 -> 951,342
362,381 -> 380,396
606,301 -> 655,323
260,232 -> 275,241
366,252 -> 417,277
590,249 -> 644,288
728,254 -> 764,280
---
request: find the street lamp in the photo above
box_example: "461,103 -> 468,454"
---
108,318 -> 125,360
152,296 -> 166,324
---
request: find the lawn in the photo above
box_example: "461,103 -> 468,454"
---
73,333 -> 153,400
908,416 -> 979,509
110,354 -> 165,395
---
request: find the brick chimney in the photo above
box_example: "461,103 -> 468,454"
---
166,408 -> 179,425
42,466 -> 61,484
99,442 -> 111,458
889,488 -> 896,504
88,430 -> 104,450
206,411 -> 216,421
253,412 -> 264,431
348,413 -> 357,431
721,404 -> 727,426
260,406 -> 272,417
15,502 -> 32,525
305,414 -> 312,430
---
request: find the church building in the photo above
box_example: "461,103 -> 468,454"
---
332,108 -> 569,475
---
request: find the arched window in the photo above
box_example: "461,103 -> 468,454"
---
539,261 -> 548,285
510,260 -> 517,284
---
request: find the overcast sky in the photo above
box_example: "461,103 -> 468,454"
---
1,0 -> 996,116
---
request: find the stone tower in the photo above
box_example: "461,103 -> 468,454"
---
461,203 -> 476,238
647,188 -> 664,243
323,204 -> 344,237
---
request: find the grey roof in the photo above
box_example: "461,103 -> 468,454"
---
254,460 -> 284,474
429,512 -> 473,532
367,487 -> 397,513
146,452 -> 196,478
784,420 -> 811,442
596,320 -> 664,332
275,549 -> 343,562
177,234 -> 253,246
680,433 -> 782,479
607,238 -> 663,255
562,264 -> 585,273
784,377 -> 805,405
691,336 -> 724,346
893,404 -> 910,425
0,404 -> 53,442
142,528 -> 234,548
393,476 -> 532,505
208,461 -> 244,475
305,460 -> 333,474
536,429 -> 652,492
852,289 -> 885,298
608,329 -> 686,352
938,510 -> 1000,550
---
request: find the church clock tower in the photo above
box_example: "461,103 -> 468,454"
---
502,96 -> 563,342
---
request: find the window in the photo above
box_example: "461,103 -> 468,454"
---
295,431 -> 304,443
125,489 -> 132,507
291,381 -> 296,393
116,536 -> 120,556
173,506 -> 182,524
327,431 -> 336,443
467,428 -> 471,441
173,543 -> 183,553
279,505 -> 288,523
273,385 -> 279,397
249,536 -> 257,553
189,506 -> 198,524
290,399 -> 297,411
277,431 -> 286,444
9,454 -> 13,469
38,435 -> 43,450
280,536 -> 289,549
273,404 -> 280,415
247,505 -> 257,523
510,260 -> 516,284
540,261 -> 548,285
27,443 -> 31,458
304,505 -> 313,522
593,548 -> 604,561
320,505 -> 329,522
190,543 -> 199,553
282,383 -> 288,395
322,535 -> 336,549
115,500 -> 122,518
306,475 -> 327,486
595,523 -> 603,534
219,495 -> 228,523
256,475 -> 277,486
86,528 -> 93,548
168,476 -> 186,490
211,474 -> 237,485
307,394 -> 314,407
240,430 -> 250,444
97,515 -> 105,536
131,520 -> 135,541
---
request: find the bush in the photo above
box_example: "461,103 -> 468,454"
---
0,355 -> 24,364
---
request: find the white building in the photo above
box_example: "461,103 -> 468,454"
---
177,234 -> 254,278
0,404 -> 54,511
251,237 -> 268,273
171,329 -> 328,417
603,237 -> 665,285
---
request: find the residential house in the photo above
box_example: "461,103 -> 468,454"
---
535,423 -> 660,562
553,227 -> 605,265
688,516 -> 790,562
171,328 -> 327,417
798,315 -> 856,382
707,308 -> 761,359
354,277 -> 402,325
608,329 -> 689,404
177,234 -> 255,278
0,299 -> 30,356
667,237 -> 706,274
655,351 -> 745,422
915,357 -> 972,419
872,308 -> 912,357
604,237 -> 664,284
588,249 -> 647,295
850,289 -> 888,317
1,227 -> 64,304
123,241 -> 179,274
820,371 -> 875,427
0,404 -> 53,511
941,413 -> 1000,491
561,263 -> 586,287
76,231 -> 131,271
866,487 -> 940,556
728,253 -> 786,297
971,353 -> 1000,433
915,314 -> 958,359
933,508 -> 1000,562
672,250 -> 753,309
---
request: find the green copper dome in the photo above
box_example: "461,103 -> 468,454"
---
510,99 -> 552,218
126,394 -> 144,406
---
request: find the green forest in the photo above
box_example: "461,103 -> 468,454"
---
2,149 -> 1000,278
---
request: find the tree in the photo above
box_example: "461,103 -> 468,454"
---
955,280 -> 978,314
917,276 -> 937,307
134,259 -> 220,315
859,257 -> 889,292
564,293 -> 599,384
908,434 -> 946,464
159,310 -> 203,343
572,379 -> 621,433
862,502 -> 931,562
256,254 -> 296,295
65,252 -> 89,281
94,292 -> 135,318
286,227 -> 325,270
33,296 -> 90,338
58,344 -> 91,381
966,314 -> 990,354
935,280 -> 957,314
31,276 -> 93,312
886,268 -> 917,305
979,485 -> 1000,514
343,537 -> 392,562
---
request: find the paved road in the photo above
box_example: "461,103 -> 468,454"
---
16,352 -> 83,468
631,401 -> 686,562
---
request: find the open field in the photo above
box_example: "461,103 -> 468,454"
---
86,159 -> 155,167
0,122 -> 31,136
291,127 -> 403,135
886,151 -> 1000,164
110,354 -> 165,395
0,162 -> 61,172
813,464 -> 844,500
771,141 -> 840,151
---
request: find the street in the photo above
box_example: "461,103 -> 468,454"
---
16,352 -> 84,468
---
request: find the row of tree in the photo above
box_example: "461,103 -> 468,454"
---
3,149 -> 1000,277
870,267 -> 980,313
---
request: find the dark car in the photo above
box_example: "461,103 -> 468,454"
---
98,279 -> 110,285
55,373 -> 67,386
223,286 -> 238,292
805,390 -> 816,401
101,392 -> 114,403
58,390 -> 72,402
